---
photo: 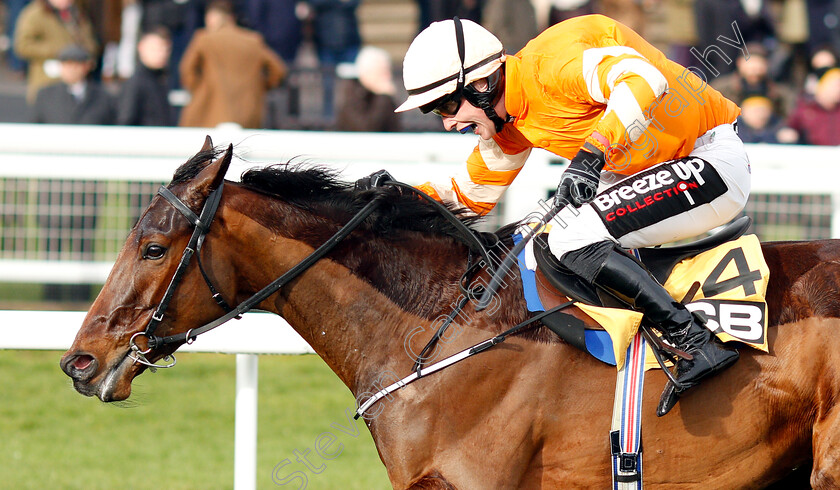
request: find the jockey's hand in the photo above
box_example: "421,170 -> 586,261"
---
554,146 -> 605,208
354,169 -> 394,191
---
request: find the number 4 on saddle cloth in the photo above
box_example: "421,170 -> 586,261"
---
516,216 -> 770,370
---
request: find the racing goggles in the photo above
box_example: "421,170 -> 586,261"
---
420,91 -> 465,117
419,65 -> 505,117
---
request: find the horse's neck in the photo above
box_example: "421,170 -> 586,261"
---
273,256 -> 433,390
222,195 -> 469,394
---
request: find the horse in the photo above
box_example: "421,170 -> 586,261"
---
60,139 -> 840,489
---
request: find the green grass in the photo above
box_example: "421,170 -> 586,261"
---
0,351 -> 390,489
0,283 -> 44,302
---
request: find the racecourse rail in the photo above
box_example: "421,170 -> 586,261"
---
2,123 -> 840,489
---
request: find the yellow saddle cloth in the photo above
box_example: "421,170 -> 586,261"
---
542,235 -> 770,370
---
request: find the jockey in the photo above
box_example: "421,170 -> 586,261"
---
380,15 -> 750,416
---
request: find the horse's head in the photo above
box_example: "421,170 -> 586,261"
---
60,137 -> 233,401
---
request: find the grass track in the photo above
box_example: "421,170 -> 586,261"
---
0,351 -> 390,489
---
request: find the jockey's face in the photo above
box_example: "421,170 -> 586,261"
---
440,80 -> 505,139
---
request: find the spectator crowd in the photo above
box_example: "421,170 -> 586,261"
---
0,0 -> 837,145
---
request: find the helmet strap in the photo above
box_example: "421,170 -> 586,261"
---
463,64 -> 508,133
486,108 -> 509,134
454,16 -> 466,93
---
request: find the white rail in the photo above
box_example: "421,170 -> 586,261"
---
0,309 -> 312,490
3,125 -> 840,284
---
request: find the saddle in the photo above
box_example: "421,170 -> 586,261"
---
526,216 -> 762,363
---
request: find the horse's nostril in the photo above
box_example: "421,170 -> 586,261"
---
73,355 -> 94,371
61,353 -> 98,381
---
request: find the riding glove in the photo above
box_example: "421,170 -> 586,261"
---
354,169 -> 394,191
554,145 -> 606,208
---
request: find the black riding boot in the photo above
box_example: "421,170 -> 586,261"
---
562,242 -> 740,417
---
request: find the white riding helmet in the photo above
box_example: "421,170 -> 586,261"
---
395,18 -> 505,113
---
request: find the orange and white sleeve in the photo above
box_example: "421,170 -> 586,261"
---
580,47 -> 668,157
417,137 -> 531,216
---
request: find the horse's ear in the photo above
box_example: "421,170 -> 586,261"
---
200,135 -> 214,152
190,143 -> 232,199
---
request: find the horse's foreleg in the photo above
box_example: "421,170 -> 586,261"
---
811,406 -> 840,489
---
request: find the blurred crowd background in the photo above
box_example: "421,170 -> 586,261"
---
0,0 -> 838,144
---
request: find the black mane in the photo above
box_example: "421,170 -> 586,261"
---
238,163 -> 491,245
170,148 -> 519,249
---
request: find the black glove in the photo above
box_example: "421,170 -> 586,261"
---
354,169 -> 394,191
554,146 -> 606,208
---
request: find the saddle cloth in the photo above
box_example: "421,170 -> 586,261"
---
514,229 -> 770,370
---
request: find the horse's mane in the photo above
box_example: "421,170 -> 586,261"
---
243,164 -> 488,241
172,148 -> 508,247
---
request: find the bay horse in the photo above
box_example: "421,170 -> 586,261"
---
61,140 -> 840,489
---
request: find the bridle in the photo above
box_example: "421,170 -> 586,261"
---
128,182 -> 228,370
127,179 -> 501,371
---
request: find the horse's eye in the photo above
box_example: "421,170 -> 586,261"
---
143,244 -> 167,260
